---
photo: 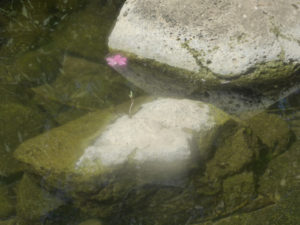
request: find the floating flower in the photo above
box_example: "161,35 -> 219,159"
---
106,54 -> 128,67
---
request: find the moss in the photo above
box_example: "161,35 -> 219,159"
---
0,218 -> 17,225
258,140 -> 300,202
5,45 -> 63,86
0,0 -> 87,59
78,219 -> 103,225
51,0 -> 124,62
0,102 -> 46,177
222,172 -> 255,214
204,127 -> 261,181
16,173 -> 64,222
246,112 -> 294,157
0,184 -> 15,218
32,55 -> 133,111
197,188 -> 300,225
109,48 -> 300,99
13,96 -> 152,190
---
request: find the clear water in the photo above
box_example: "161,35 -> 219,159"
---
0,1 -> 299,225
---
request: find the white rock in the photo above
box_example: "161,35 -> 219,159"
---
76,98 -> 214,169
109,0 -> 300,76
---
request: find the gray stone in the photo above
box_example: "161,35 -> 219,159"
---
108,0 -> 300,116
14,97 -> 234,192
109,0 -> 300,76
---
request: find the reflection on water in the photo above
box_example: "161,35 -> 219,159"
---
0,1 -> 300,225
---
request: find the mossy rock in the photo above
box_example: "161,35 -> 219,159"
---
13,98 -> 137,190
246,112 -> 294,157
32,55 -> 132,112
258,140 -> 300,202
0,0 -> 87,58
222,172 -> 255,214
51,0 -> 124,61
196,188 -> 300,225
78,219 -> 103,225
16,173 -> 64,223
204,127 -> 262,181
5,45 -> 63,86
0,218 -> 17,225
13,97 -> 240,222
0,184 -> 15,218
0,102 -> 46,177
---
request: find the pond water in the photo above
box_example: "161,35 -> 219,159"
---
0,0 -> 300,225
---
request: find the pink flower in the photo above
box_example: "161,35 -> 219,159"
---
106,54 -> 128,67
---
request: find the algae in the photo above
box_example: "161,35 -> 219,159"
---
51,0 -> 125,62
16,173 -> 64,222
246,112 -> 294,156
0,184 -> 15,218
0,102 -> 46,177
32,55 -> 132,111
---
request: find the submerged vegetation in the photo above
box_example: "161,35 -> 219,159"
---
0,0 -> 300,225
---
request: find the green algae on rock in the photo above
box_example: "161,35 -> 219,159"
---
258,139 -> 300,202
195,189 -> 300,225
51,0 -> 125,62
246,112 -> 294,157
204,127 -> 261,181
13,97 -> 239,223
0,102 -> 46,177
222,172 -> 255,214
32,55 -> 132,112
16,174 -> 64,223
0,184 -> 15,218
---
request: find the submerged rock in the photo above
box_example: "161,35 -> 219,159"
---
0,102 -> 46,177
16,174 -> 64,223
32,55 -> 132,112
246,112 -> 294,156
51,0 -> 124,61
14,97 -> 231,189
108,0 -> 300,115
0,184 -> 15,218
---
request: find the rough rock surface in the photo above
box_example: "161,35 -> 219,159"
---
14,97 -> 232,191
109,0 -> 300,76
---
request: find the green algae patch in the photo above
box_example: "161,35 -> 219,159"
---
258,139 -> 300,202
78,219 -> 104,225
110,49 -> 300,100
0,0 -> 87,59
13,96 -> 151,190
197,189 -> 300,225
204,127 -> 261,181
32,55 -> 132,112
51,0 -> 124,62
14,108 -> 115,188
16,173 -> 64,223
0,218 -> 16,225
222,172 -> 255,214
246,112 -> 294,157
0,102 -> 46,177
7,46 -> 63,86
0,184 -> 15,218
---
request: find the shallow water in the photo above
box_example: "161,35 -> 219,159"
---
0,1 -> 300,225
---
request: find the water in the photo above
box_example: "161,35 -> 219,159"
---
0,1 -> 300,225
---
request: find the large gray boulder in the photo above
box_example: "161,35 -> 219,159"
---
108,0 -> 300,114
